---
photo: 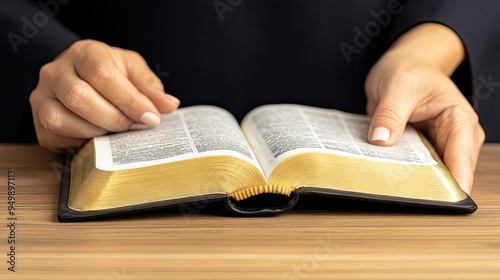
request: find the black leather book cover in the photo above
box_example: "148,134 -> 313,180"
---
57,152 -> 477,222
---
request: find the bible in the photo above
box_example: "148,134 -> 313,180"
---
57,104 -> 477,222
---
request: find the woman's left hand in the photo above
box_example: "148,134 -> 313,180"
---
365,23 -> 485,195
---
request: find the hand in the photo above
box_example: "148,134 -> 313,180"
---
365,23 -> 485,195
29,39 -> 180,153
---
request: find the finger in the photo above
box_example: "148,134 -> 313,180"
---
124,51 -> 180,113
364,62 -> 420,146
75,44 -> 162,127
367,94 -> 417,146
429,107 -> 484,194
54,67 -> 134,132
38,97 -> 108,138
33,118 -> 88,154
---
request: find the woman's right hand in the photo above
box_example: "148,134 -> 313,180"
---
29,39 -> 180,153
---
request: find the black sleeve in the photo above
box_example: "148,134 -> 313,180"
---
0,0 -> 80,142
388,0 -> 500,142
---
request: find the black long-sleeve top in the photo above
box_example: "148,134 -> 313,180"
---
1,0 -> 499,142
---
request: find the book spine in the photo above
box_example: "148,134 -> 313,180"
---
231,184 -> 293,201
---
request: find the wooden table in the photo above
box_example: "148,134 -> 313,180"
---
1,144 -> 499,279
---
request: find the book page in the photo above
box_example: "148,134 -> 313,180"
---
241,104 -> 437,179
94,106 -> 261,171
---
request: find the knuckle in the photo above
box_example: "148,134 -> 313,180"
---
454,104 -> 479,126
38,63 -> 56,82
376,105 -> 404,123
88,63 -> 117,90
444,105 -> 486,143
470,112 -> 486,143
101,113 -> 131,132
71,39 -> 102,54
145,74 -> 164,91
478,126 -> 486,143
470,111 -> 480,125
62,83 -> 91,111
117,94 -> 141,113
438,108 -> 460,133
69,40 -> 87,51
29,87 -> 42,105
40,107 -> 64,134
126,49 -> 145,62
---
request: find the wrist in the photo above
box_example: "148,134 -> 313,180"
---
385,23 -> 465,76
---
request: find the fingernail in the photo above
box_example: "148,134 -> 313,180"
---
140,112 -> 161,127
371,127 -> 391,142
129,123 -> 150,130
165,93 -> 180,105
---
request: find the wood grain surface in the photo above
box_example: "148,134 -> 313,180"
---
1,144 -> 499,279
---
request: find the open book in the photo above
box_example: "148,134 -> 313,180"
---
58,104 -> 477,221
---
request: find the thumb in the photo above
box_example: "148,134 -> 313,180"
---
368,100 -> 416,146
